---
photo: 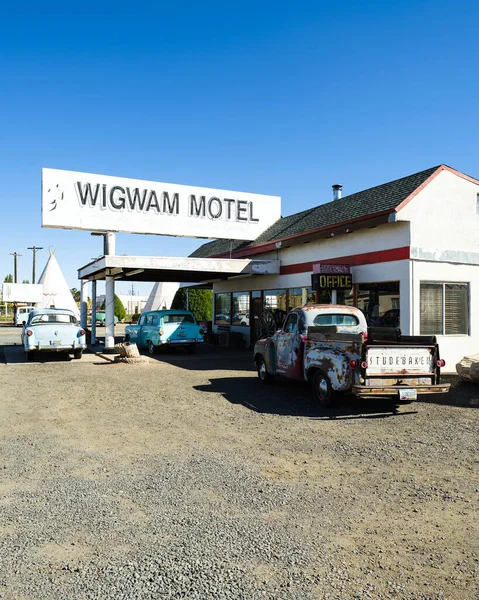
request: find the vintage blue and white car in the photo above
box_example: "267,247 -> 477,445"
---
22,308 -> 87,361
124,309 -> 204,354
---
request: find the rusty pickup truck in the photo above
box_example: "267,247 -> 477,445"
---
253,304 -> 450,406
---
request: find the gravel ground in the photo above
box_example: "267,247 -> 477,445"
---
0,328 -> 478,599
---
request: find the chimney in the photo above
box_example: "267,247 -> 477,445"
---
332,184 -> 342,201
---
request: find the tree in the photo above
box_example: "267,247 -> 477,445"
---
22,280 -> 30,284
100,294 -> 126,321
171,288 -> 212,321
70,288 -> 80,302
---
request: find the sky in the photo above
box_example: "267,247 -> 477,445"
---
1,0 -> 478,298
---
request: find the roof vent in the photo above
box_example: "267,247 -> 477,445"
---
332,184 -> 342,201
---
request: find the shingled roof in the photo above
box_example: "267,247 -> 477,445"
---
190,165 -> 440,258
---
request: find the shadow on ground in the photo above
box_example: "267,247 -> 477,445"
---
194,376 -> 417,420
143,344 -> 254,372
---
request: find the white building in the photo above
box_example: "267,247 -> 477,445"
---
95,294 -> 148,315
191,164 -> 479,370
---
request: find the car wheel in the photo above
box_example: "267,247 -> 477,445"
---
312,370 -> 333,407
148,340 -> 157,355
73,349 -> 83,360
25,350 -> 36,362
257,358 -> 272,384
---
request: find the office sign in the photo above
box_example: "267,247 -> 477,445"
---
42,168 -> 281,241
311,273 -> 353,290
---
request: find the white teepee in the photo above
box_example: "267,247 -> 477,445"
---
36,251 -> 80,316
143,281 -> 179,312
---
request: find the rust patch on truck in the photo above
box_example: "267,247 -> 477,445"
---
304,336 -> 361,391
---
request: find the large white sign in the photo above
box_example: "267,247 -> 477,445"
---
2,283 -> 43,303
42,168 -> 281,241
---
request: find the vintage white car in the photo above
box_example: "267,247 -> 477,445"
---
22,308 -> 87,361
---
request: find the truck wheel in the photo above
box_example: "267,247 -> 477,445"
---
257,358 -> 272,384
312,371 -> 333,406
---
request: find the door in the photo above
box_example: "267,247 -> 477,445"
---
129,314 -> 145,344
275,312 -> 303,379
139,314 -> 155,346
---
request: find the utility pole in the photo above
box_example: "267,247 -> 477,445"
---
10,252 -> 22,283
9,252 -> 22,324
27,246 -> 43,283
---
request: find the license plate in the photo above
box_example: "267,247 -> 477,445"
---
399,389 -> 417,401
51,340 -> 62,346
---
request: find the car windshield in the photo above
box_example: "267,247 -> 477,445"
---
30,313 -> 77,325
162,314 -> 195,324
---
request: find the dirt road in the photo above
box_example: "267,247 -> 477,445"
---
0,332 -> 477,599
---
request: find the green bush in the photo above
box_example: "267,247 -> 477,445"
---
171,288 -> 212,322
100,294 -> 127,322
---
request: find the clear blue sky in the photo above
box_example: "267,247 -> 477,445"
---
1,0 -> 478,297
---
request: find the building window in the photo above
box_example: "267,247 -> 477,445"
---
288,288 -> 303,309
232,292 -> 250,327
420,282 -> 469,335
356,282 -> 400,327
337,288 -> 354,306
214,293 -> 231,324
264,289 -> 287,328
264,289 -> 287,311
306,288 -> 316,304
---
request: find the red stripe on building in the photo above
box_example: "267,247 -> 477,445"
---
279,246 -> 410,275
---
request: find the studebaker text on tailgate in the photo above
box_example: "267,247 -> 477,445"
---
367,347 -> 433,374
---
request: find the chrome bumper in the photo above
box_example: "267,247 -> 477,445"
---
352,383 -> 451,398
27,343 -> 87,352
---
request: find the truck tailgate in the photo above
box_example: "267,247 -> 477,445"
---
366,346 -> 434,375
355,344 -> 450,399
